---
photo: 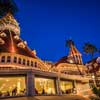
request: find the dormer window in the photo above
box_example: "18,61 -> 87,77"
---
0,32 -> 6,37
17,42 -> 25,49
0,38 -> 5,45
14,35 -> 20,40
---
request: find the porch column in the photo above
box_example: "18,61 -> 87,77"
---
56,77 -> 62,95
72,80 -> 77,94
26,72 -> 35,96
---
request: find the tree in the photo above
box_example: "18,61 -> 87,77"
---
84,43 -> 100,91
0,0 -> 18,18
83,42 -> 98,60
90,85 -> 100,100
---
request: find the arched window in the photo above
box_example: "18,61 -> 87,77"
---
23,59 -> 26,65
1,56 -> 5,63
13,57 -> 17,63
7,56 -> 11,63
31,61 -> 33,67
27,60 -> 29,66
35,62 -> 37,67
18,58 -> 21,64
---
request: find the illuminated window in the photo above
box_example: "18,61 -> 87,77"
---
0,76 -> 26,97
1,56 -> 5,63
13,57 -> 17,63
60,80 -> 73,94
23,59 -> 25,65
35,77 -> 56,95
18,58 -> 21,64
7,56 -> 11,63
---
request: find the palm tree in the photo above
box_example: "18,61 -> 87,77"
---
83,42 -> 98,60
91,85 -> 100,100
0,0 -> 18,18
83,43 -> 100,88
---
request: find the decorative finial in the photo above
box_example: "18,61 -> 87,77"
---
32,50 -> 36,55
66,39 -> 74,48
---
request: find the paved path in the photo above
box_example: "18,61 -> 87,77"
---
1,95 -> 90,100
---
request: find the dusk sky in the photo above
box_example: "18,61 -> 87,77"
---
14,0 -> 100,63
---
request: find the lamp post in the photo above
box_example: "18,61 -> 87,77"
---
86,62 -> 97,87
91,64 -> 97,87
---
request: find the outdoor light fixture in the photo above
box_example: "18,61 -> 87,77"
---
92,75 -> 95,79
69,60 -> 73,63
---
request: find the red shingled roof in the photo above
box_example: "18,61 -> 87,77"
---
54,56 -> 77,66
0,30 -> 37,58
86,57 -> 100,73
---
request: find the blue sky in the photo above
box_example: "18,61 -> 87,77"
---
14,0 -> 100,63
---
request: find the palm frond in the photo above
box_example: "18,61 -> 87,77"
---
83,42 -> 99,59
0,0 -> 18,18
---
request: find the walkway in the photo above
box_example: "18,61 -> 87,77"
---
1,95 -> 90,100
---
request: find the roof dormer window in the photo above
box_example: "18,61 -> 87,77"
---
17,42 -> 25,49
14,35 -> 20,40
0,32 -> 7,37
0,38 -> 5,45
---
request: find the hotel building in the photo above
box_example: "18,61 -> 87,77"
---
0,13 -> 91,98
